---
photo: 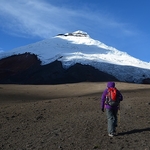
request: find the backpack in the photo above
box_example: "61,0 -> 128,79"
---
105,87 -> 120,106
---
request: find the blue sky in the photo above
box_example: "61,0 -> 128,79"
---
0,0 -> 150,62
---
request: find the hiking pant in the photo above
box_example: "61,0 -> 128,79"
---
106,108 -> 118,134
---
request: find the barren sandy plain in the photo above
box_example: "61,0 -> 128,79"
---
0,82 -> 150,150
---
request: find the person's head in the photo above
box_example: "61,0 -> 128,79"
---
107,82 -> 115,88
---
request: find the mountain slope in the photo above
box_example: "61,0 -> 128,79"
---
0,53 -> 118,84
1,30 -> 150,84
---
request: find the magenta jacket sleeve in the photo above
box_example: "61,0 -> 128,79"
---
117,90 -> 123,101
101,88 -> 108,109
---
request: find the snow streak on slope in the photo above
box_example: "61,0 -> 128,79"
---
1,30 -> 150,82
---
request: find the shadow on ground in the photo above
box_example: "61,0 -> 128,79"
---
118,128 -> 150,136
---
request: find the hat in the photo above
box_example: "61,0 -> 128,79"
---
107,82 -> 115,88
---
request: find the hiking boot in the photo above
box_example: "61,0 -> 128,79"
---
108,133 -> 114,137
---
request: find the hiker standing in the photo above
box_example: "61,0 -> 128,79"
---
101,82 -> 123,137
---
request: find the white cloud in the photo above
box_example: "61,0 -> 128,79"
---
0,0 -> 136,39
0,0 -> 70,37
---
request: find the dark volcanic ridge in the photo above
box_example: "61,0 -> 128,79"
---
0,53 -> 118,84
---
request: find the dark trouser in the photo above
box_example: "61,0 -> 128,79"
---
106,109 -> 118,134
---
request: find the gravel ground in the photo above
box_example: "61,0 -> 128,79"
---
0,82 -> 150,150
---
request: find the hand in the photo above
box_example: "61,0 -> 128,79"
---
101,108 -> 104,112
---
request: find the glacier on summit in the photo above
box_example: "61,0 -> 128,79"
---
1,30 -> 150,83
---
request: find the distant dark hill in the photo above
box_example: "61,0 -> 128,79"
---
0,53 -> 41,83
0,53 -> 118,84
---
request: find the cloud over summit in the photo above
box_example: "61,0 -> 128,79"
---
0,0 -> 135,39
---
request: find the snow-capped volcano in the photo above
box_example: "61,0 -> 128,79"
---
1,30 -> 150,83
